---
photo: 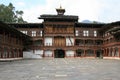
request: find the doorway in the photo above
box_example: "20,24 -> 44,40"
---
96,52 -> 100,57
96,51 -> 103,59
76,49 -> 84,57
54,49 -> 65,58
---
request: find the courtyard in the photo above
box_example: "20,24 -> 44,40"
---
0,58 -> 120,80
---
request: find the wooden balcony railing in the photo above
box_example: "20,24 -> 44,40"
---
103,41 -> 120,47
31,43 -> 102,50
75,36 -> 103,39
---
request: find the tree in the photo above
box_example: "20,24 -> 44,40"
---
0,3 -> 27,23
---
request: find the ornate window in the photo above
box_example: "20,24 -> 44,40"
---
83,30 -> 89,36
94,31 -> 97,37
40,31 -> 42,37
32,31 -> 36,37
75,30 -> 79,36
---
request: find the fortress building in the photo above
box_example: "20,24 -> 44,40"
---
1,7 -> 120,59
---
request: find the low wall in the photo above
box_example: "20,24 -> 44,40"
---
23,50 -> 43,59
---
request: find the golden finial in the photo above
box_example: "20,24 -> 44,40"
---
60,5 -> 62,9
56,5 -> 65,15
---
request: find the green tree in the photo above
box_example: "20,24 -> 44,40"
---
0,3 -> 27,23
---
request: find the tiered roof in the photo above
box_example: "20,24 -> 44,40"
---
8,23 -> 43,28
39,6 -> 78,22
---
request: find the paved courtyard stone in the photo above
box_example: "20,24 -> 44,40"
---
0,58 -> 120,80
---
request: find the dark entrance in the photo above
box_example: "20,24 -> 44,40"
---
54,49 -> 65,58
76,52 -> 81,57
76,49 -> 84,57
96,51 -> 103,59
96,52 -> 100,57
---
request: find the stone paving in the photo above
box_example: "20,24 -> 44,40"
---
0,58 -> 120,80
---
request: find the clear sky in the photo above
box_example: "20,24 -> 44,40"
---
0,0 -> 120,23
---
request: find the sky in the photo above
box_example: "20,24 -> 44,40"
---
0,0 -> 120,23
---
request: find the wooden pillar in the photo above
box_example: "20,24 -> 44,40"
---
94,40 -> 95,46
112,48 -> 115,57
16,49 -> 18,58
0,48 -> 1,58
15,49 -> 17,58
52,50 -> 54,58
7,48 -> 9,58
105,49 -> 107,56
17,49 -> 19,57
106,48 -> 108,56
104,49 -> 105,56
119,48 -> 120,58
3,32 -> 5,43
21,49 -> 23,57
84,40 -> 85,46
11,49 -> 13,58
104,49 -> 106,56
43,50 -> 45,57
8,49 -> 11,58
9,48 -> 12,58
102,49 -> 105,56
84,49 -> 86,57
52,36 -> 54,47
1,48 -> 3,58
103,49 -> 105,56
65,50 -> 67,58
14,49 -> 16,58
74,37 -> 75,46
109,48 -> 111,57
12,49 -> 14,58
18,49 -> 20,57
19,49 -> 21,57
74,50 -> 76,57
94,49 -> 96,57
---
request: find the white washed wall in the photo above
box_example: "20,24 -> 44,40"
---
66,50 -> 74,57
23,50 -> 42,59
44,50 -> 53,57
66,37 -> 74,46
34,50 -> 43,55
44,37 -> 53,46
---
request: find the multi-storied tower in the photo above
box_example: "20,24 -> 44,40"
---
39,6 -> 78,58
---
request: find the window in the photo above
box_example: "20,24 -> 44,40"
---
75,30 -> 79,36
32,31 -> 36,37
94,31 -> 97,37
83,30 -> 89,36
21,31 -> 27,35
40,31 -> 42,37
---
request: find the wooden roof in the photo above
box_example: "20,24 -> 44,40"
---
0,21 -> 31,43
39,14 -> 78,22
8,23 -> 43,28
100,21 -> 120,32
75,23 -> 105,28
